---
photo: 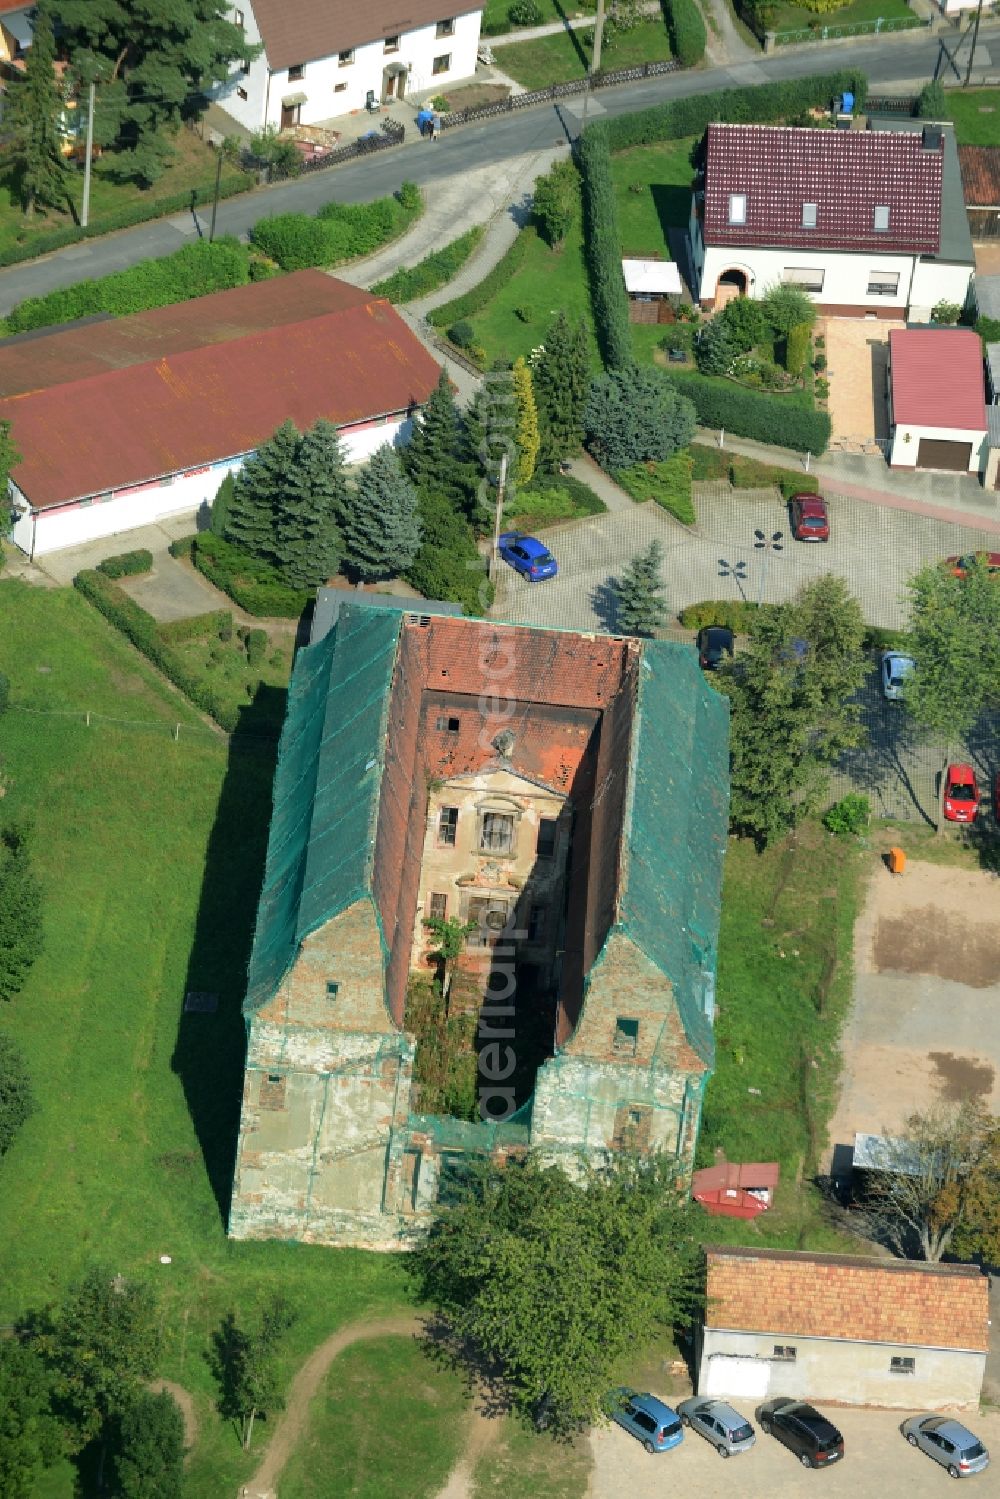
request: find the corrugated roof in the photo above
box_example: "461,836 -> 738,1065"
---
0,273 -> 441,509
959,144 -> 1000,206
249,0 -> 476,71
694,1160 -> 779,1192
703,123 -> 943,255
889,326 -> 986,431
616,643 -> 729,1068
244,604 -> 402,1013
705,1245 -> 989,1352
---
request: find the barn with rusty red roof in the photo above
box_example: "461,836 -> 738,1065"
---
2,270 -> 441,558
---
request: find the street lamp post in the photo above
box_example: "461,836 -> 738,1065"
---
718,558 -> 748,602
753,529 -> 783,606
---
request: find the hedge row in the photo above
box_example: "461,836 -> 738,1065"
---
5,239 -> 252,335
249,185 -> 422,272
662,0 -> 707,67
371,225 -> 484,304
668,370 -> 832,453
427,225 -> 538,328
603,69 -> 868,150
191,532 -> 311,618
578,125 -> 631,371
679,599 -> 763,631
157,608 -> 233,644
0,170 -> 255,271
74,569 -> 239,730
96,549 -> 153,579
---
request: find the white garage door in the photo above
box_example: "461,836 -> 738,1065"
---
704,1355 -> 771,1399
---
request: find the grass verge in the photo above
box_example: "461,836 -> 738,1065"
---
371,225 -> 485,304
0,582 -> 411,1498
689,441 -> 819,499
767,0 -> 913,35
615,451 -> 695,524
945,86 -> 1000,146
504,472 -> 606,531
472,1416 -> 591,1498
482,0 -> 595,34
280,1336 -> 469,1499
499,18 -> 672,89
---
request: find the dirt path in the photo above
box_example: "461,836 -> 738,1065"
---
148,1378 -> 199,1458
433,1401 -> 502,1499
239,1312 -> 423,1499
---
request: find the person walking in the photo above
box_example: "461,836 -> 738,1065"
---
431,112 -> 441,142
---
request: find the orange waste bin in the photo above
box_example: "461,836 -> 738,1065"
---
888,847 -> 906,875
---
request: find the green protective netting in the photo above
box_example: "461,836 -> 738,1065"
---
616,642 -> 730,1068
407,1100 -> 534,1153
244,603 -> 402,1014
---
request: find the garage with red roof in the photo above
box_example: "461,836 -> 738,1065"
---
3,270 -> 441,558
888,327 -> 988,474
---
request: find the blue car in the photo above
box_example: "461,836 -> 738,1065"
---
604,1387 -> 684,1453
498,531 -> 557,582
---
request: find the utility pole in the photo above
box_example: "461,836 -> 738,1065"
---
490,452 -> 508,584
965,0 -> 984,87
208,147 -> 223,243
578,0 -> 607,138
80,79 -> 95,229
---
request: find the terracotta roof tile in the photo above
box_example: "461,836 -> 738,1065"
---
959,145 -> 1000,207
703,123 -> 943,255
705,1246 -> 989,1352
889,327 -> 986,430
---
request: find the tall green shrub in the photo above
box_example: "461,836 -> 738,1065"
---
785,322 -> 811,377
668,371 -> 831,453
662,0 -> 707,67
578,124 -> 631,371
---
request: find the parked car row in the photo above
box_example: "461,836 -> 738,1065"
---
606,1390 -> 990,1477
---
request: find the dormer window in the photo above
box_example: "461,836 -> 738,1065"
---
874,204 -> 890,232
802,202 -> 817,229
727,193 -> 746,226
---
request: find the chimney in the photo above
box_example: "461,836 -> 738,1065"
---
922,124 -> 943,152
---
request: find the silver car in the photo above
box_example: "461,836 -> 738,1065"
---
901,1415 -> 990,1478
676,1397 -> 755,1458
881,650 -> 915,701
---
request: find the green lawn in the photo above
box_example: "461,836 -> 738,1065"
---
281,1337 -> 469,1499
171,626 -> 295,735
0,582 -> 411,1499
945,87 -> 1000,146
482,0 -> 595,35
473,1417 -> 591,1498
702,820 -> 865,1193
0,127 -> 250,261
768,0 -> 914,33
500,17 -> 671,90
614,139 -> 694,257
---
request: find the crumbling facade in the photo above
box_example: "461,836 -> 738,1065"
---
229,604 -> 729,1248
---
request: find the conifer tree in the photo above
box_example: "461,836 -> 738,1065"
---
210,472 -> 234,538
463,369 -> 519,530
343,445 -> 423,582
278,419 -> 348,587
613,542 -> 667,637
533,312 -> 590,471
511,357 -> 540,485
404,370 -> 461,494
225,420 -> 299,564
7,2 -> 67,217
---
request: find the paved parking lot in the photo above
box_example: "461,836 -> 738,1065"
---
590,1405 -> 1000,1498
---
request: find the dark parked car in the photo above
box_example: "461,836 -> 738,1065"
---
756,1398 -> 844,1469
697,625 -> 735,671
790,492 -> 830,542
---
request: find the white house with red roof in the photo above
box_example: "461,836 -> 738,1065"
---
887,327 -> 987,474
216,0 -> 482,133
689,120 -> 974,321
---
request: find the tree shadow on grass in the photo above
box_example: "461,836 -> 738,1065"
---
171,684 -> 284,1227
551,0 -> 590,70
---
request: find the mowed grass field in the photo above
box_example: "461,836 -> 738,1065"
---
0,583 -> 411,1498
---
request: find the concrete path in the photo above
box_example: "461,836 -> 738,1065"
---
565,452 -> 639,514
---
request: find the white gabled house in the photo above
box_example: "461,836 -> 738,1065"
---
217,0 -> 483,134
689,120 -> 974,322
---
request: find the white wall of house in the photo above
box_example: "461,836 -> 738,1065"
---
10,412 -> 415,557
216,11 -> 481,133
888,421 -> 988,471
698,1327 -> 985,1411
909,258 -> 975,321
699,241 -> 919,314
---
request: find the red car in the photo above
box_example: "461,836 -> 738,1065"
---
943,764 -> 979,824
789,493 -> 829,542
944,551 -> 1000,579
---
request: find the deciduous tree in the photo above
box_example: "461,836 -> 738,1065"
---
0,1341 -> 62,1499
209,1296 -> 295,1451
111,1390 -> 185,1499
411,1153 -> 703,1432
613,542 -> 667,637
0,823 -> 44,1003
531,158 -> 578,247
760,282 -> 817,336
903,557 -> 1000,744
55,0 -> 257,186
6,2 -> 66,217
584,364 -> 695,470
422,915 -> 476,1010
511,357 -> 540,484
343,445 -> 422,581
532,312 -> 590,472
0,1031 -> 34,1157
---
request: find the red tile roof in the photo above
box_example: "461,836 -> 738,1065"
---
705,1246 -> 989,1352
959,145 -> 1000,207
693,1160 -> 779,1193
249,0 -> 477,71
703,123 -> 943,255
889,327 -> 986,430
0,271 -> 441,511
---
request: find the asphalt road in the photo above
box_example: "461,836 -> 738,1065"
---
0,25 -> 993,314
